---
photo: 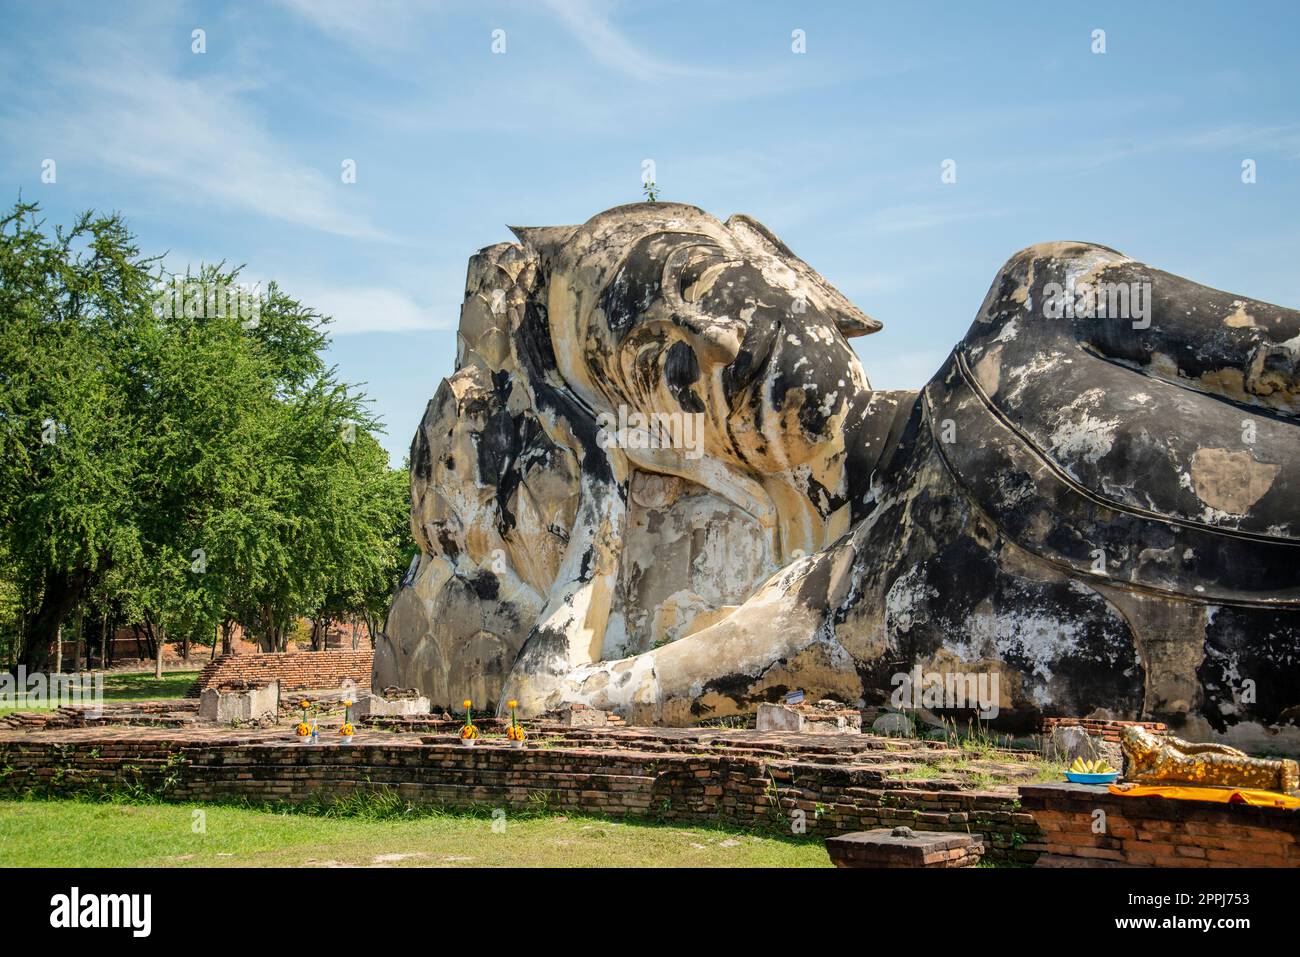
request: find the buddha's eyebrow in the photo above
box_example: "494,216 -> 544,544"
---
659,241 -> 735,272
648,233 -> 722,255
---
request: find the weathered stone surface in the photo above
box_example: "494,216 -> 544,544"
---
1043,726 -> 1105,764
545,703 -> 609,727
871,712 -> 914,737
378,203 -> 1300,752
757,701 -> 861,734
755,703 -> 802,733
354,692 -> 430,718
197,680 -> 278,724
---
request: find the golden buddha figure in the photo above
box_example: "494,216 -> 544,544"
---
1120,726 -> 1299,794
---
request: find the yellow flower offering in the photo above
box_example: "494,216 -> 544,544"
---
459,697 -> 478,741
339,722 -> 355,736
505,698 -> 525,743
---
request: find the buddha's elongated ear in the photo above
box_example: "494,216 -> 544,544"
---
509,225 -> 579,273
725,213 -> 882,337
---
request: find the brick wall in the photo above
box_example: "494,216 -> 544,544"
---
1041,717 -> 1167,744
1020,782 -> 1300,867
0,737 -> 1041,862
187,651 -> 373,697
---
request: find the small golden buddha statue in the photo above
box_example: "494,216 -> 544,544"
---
1120,726 -> 1299,793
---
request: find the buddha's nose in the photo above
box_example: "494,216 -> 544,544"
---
678,314 -> 743,365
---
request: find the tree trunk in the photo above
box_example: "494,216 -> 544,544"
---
72,604 -> 84,673
54,620 -> 62,674
142,618 -> 160,661
20,566 -> 89,672
256,605 -> 279,653
155,621 -> 164,679
99,613 -> 108,672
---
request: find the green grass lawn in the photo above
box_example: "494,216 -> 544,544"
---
95,669 -> 201,702
0,798 -> 832,868
0,669 -> 199,715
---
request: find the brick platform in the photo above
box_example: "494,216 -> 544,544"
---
0,700 -> 199,731
187,650 -> 372,697
827,827 -> 985,867
1019,782 -> 1300,867
0,719 -> 1042,863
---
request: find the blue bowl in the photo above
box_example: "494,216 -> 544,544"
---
1064,771 -> 1120,785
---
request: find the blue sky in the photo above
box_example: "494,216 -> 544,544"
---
3,0 -> 1298,465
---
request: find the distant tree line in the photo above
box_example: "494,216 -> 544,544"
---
0,201 -> 414,674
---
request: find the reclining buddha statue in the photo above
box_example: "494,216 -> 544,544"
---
1120,726 -> 1299,793
376,202 -> 1300,752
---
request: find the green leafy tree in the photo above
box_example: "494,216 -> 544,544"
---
0,203 -> 153,669
0,202 -> 413,672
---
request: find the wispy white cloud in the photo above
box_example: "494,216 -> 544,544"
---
272,0 -> 446,57
290,281 -> 452,335
15,29 -> 389,241
157,255 -> 454,337
542,0 -> 724,82
275,0 -> 714,86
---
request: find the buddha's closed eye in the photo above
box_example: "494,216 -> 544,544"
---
664,243 -> 742,305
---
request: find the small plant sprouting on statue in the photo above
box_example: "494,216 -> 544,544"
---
296,699 -> 313,738
460,698 -> 479,744
339,698 -> 355,739
506,698 -> 526,746
642,180 -> 659,202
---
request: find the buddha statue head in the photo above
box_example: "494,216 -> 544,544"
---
513,203 -> 880,557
